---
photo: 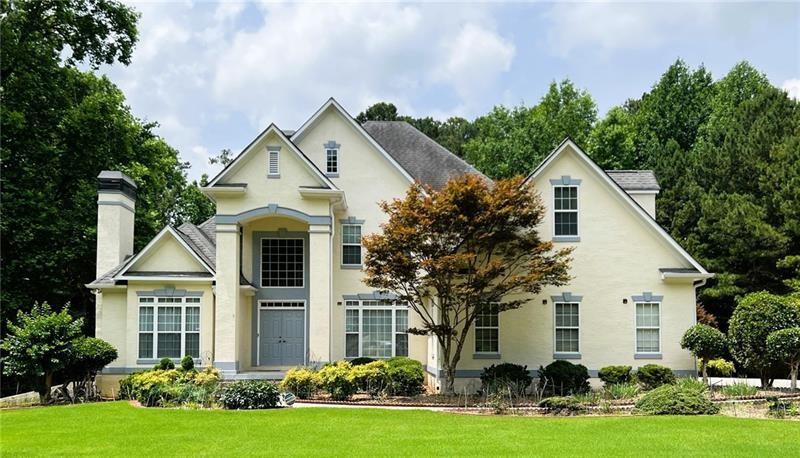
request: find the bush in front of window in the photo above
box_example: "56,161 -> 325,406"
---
280,367 -> 319,399
538,360 -> 590,396
635,383 -> 719,415
119,366 -> 220,407
349,357 -> 376,366
385,357 -> 425,397
479,363 -> 533,397
635,364 -> 676,390
218,380 -> 280,409
598,365 -> 633,386
349,360 -> 390,398
317,361 -> 357,401
155,357 -> 175,370
180,355 -> 195,371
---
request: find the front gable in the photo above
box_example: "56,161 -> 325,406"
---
118,227 -> 214,278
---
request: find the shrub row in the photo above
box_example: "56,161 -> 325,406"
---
120,366 -> 221,408
281,357 -> 425,400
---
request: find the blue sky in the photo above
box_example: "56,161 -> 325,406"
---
101,1 -> 800,180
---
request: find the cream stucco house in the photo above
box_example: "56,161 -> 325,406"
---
88,98 -> 712,394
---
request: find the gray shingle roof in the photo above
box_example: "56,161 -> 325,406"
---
177,222 -> 216,270
362,121 -> 489,190
606,170 -> 660,191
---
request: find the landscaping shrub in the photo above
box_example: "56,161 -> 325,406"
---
635,364 -> 675,390
349,361 -> 390,397
349,357 -> 376,366
480,363 -> 532,396
603,382 -> 640,400
156,358 -> 175,370
598,365 -> 632,386
181,355 -> 195,371
218,380 -> 280,409
119,367 -> 220,407
681,324 -> 726,383
719,382 -> 758,397
635,383 -> 719,415
61,336 -> 118,401
766,396 -> 799,418
280,367 -> 319,399
706,358 -> 735,377
538,361 -> 590,395
317,361 -> 357,400
385,357 -> 424,396
538,396 -> 583,415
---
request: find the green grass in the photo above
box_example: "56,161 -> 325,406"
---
2,402 -> 798,456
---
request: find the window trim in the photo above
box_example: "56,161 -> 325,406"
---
474,303 -> 500,356
260,237 -> 305,289
341,223 -> 362,267
267,149 -> 280,177
553,301 -> 581,356
634,301 -> 662,355
344,299 -> 409,359
137,296 -> 201,362
552,184 -> 580,241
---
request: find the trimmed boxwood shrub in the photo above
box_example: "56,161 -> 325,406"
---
317,361 -> 357,400
280,367 -> 318,399
538,361 -> 590,395
218,380 -> 280,409
598,365 -> 632,386
635,383 -> 719,415
385,357 -> 425,396
180,355 -> 195,371
636,364 -> 676,390
480,363 -> 532,396
349,360 -> 390,397
349,357 -> 376,366
155,358 -> 175,370
538,396 -> 583,415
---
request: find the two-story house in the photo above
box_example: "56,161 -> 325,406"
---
88,98 -> 712,394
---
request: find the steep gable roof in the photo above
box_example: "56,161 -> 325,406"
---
362,121 -> 489,190
606,170 -> 660,191
524,138 -> 710,276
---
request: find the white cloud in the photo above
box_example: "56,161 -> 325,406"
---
783,79 -> 800,100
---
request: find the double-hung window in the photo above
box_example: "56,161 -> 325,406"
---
554,302 -> 579,353
553,186 -> 578,237
342,224 -> 362,266
345,299 -> 409,358
326,148 -> 338,175
635,302 -> 660,353
138,296 -> 201,359
475,304 -> 499,354
268,149 -> 280,176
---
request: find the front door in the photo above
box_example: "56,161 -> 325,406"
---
258,303 -> 305,366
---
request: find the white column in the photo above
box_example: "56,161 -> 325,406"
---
214,223 -> 240,373
308,224 -> 332,364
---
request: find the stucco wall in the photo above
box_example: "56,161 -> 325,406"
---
128,233 -> 207,273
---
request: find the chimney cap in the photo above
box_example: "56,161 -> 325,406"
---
98,170 -> 138,188
98,170 -> 137,200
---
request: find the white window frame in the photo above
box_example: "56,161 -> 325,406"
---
474,303 -> 499,354
635,301 -> 662,354
553,185 -> 579,238
553,301 -> 580,354
260,237 -> 305,288
268,149 -> 280,176
341,224 -> 362,267
326,147 -> 339,174
138,296 -> 201,360
344,299 -> 409,359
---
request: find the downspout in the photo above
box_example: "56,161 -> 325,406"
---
329,201 -> 334,364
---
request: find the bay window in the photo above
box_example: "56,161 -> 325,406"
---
345,299 -> 409,358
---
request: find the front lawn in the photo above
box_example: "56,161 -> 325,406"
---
1,402 -> 798,456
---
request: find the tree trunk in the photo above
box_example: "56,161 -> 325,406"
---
701,358 -> 708,385
38,372 -> 54,404
791,364 -> 798,391
443,363 -> 457,395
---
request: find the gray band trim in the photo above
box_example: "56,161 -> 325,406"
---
340,216 -> 365,224
553,236 -> 580,242
213,361 -> 240,371
553,353 -> 582,360
136,287 -> 203,297
341,264 -> 362,270
267,146 -> 281,151
101,367 -> 138,374
632,292 -> 663,302
473,353 -> 501,360
267,174 -> 281,179
550,175 -> 582,186
97,200 -> 135,213
325,173 -> 339,178
551,292 -> 583,303
343,291 -> 398,301
635,353 -> 663,360
324,141 -> 341,149
216,204 -> 332,225
427,366 -> 694,379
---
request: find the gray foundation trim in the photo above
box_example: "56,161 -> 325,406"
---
553,236 -> 581,242
340,216 -> 365,225
216,204 -> 332,225
137,358 -> 201,365
343,291 -> 398,301
635,353 -> 663,360
97,200 -> 135,213
473,353 -> 501,360
136,287 -> 203,297
102,367 -> 139,374
324,140 -> 341,149
632,292 -> 663,302
427,366 -> 695,379
551,292 -> 583,303
549,175 -> 582,186
553,353 -> 581,360
213,361 -> 240,371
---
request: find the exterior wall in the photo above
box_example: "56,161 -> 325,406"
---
96,192 -> 135,276
96,290 -> 127,370
630,192 -> 657,219
128,233 -> 206,272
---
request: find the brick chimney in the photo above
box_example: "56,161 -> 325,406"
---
96,171 -> 137,276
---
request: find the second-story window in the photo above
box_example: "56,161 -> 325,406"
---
342,224 -> 362,266
326,148 -> 338,174
554,186 -> 578,237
